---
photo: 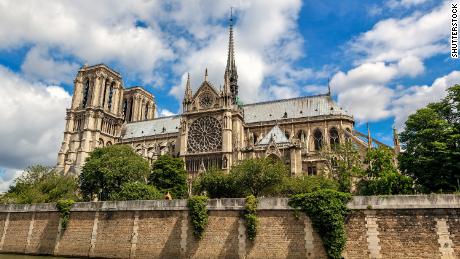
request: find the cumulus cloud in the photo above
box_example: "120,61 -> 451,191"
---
392,71 -> 460,129
0,65 -> 70,171
21,46 -> 80,84
351,1 -> 451,63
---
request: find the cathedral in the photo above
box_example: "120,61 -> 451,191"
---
56,21 -> 398,176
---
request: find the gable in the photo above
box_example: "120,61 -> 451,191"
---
192,81 -> 221,110
257,125 -> 289,145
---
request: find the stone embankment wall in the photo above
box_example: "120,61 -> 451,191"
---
0,195 -> 458,258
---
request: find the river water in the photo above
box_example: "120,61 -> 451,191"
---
0,255 -> 75,259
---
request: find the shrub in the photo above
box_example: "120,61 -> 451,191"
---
289,190 -> 351,259
193,169 -> 237,198
110,182 -> 162,200
358,172 -> 416,195
271,175 -> 338,196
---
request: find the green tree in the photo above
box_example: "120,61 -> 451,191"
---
230,157 -> 288,197
358,146 -> 415,195
110,182 -> 162,200
149,155 -> 188,199
79,145 -> 150,201
321,142 -> 364,193
193,169 -> 237,198
272,175 -> 338,196
1,165 -> 79,204
399,85 -> 460,193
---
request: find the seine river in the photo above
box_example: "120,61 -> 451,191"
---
0,255 -> 75,259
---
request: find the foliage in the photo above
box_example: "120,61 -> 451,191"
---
271,175 -> 338,196
149,155 -> 188,199
359,146 -> 416,195
357,172 -> 415,195
56,199 -> 75,230
365,146 -> 398,177
109,182 -> 162,201
187,196 -> 208,239
289,190 -> 351,259
192,169 -> 237,198
193,158 -> 288,198
79,145 -> 150,201
399,85 -> 460,193
320,142 -> 364,193
244,195 -> 258,241
228,157 -> 288,197
1,165 -> 79,204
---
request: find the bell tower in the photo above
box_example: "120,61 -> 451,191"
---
56,64 -> 125,174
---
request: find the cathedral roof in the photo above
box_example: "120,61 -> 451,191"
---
257,125 -> 290,145
122,115 -> 180,139
242,94 -> 352,124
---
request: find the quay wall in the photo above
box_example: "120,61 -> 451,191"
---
0,195 -> 458,258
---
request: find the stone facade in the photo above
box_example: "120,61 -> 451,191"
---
0,195 -> 459,258
56,22 -> 397,176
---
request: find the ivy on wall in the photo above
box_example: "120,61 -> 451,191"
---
244,195 -> 258,241
289,190 -> 351,259
187,196 -> 208,239
56,199 -> 75,230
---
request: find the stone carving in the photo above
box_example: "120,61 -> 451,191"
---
187,116 -> 222,153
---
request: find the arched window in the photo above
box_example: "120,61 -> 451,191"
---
285,131 -> 290,139
106,141 -> 112,146
82,79 -> 90,107
99,138 -> 104,147
314,129 -> 323,151
145,104 -> 149,120
102,81 -> 108,107
253,133 -> 258,145
345,128 -> 352,142
107,82 -> 114,110
297,130 -> 306,142
123,99 -> 128,121
329,127 -> 340,147
128,97 -> 134,122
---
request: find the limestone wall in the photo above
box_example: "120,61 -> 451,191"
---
0,195 -> 458,258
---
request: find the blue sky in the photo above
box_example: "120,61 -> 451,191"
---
0,0 -> 458,191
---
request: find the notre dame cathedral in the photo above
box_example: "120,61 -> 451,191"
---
56,21 -> 399,176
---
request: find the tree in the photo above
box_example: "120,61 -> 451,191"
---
320,142 -> 364,193
358,146 -> 416,195
230,157 -> 288,197
399,85 -> 460,193
149,155 -> 188,199
110,182 -> 162,201
193,169 -> 237,198
79,145 -> 150,201
1,165 -> 79,204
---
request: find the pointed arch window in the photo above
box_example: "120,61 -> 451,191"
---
123,99 -> 128,121
329,127 -> 340,148
102,81 -> 109,107
145,104 -> 149,120
107,82 -> 114,110
82,79 -> 90,107
314,129 -> 323,151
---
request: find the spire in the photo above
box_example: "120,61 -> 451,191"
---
224,8 -> 238,104
327,78 -> 331,96
185,73 -> 192,99
204,68 -> 208,81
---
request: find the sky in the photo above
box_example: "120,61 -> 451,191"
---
0,0 -> 458,191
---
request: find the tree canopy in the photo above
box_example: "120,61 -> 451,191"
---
399,85 -> 460,193
149,155 -> 188,199
79,145 -> 150,201
1,165 -> 79,204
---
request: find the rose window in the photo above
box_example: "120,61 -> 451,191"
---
187,116 -> 222,153
199,92 -> 214,109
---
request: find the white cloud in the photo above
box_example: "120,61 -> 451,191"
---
158,108 -> 176,117
0,168 -> 21,193
351,1 -> 451,63
387,0 -> 429,8
397,56 -> 425,77
392,70 -> 460,129
21,46 -> 80,84
0,65 -> 70,171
